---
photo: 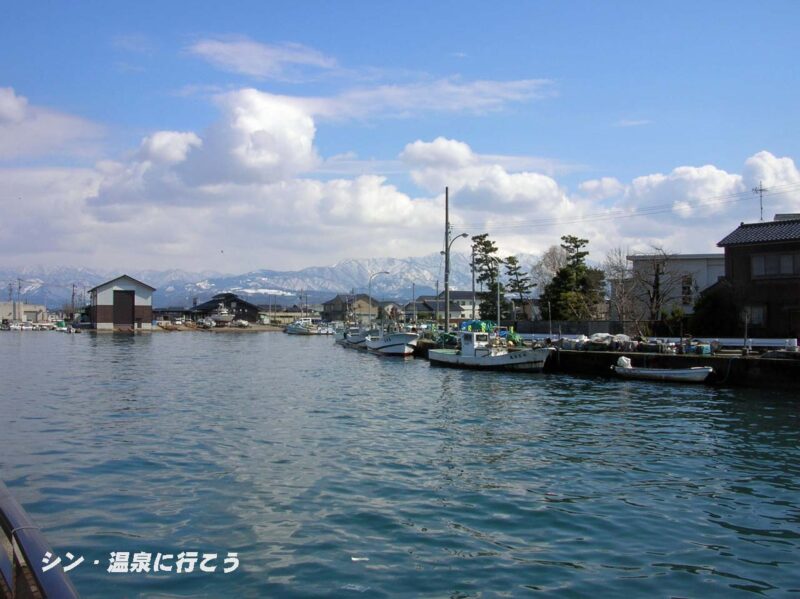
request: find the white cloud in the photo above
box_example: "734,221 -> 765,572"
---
0,87 -> 104,160
625,164 -> 745,217
614,119 -> 652,127
4,83 -> 799,273
578,177 -> 625,201
188,37 -> 337,80
299,78 -> 554,120
139,131 -> 202,164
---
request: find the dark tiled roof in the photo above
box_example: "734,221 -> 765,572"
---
717,219 -> 800,247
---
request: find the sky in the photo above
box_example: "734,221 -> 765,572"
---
1,0 -> 799,273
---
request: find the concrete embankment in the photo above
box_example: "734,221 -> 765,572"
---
545,349 -> 799,390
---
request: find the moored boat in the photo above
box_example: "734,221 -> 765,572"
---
285,317 -> 320,335
611,356 -> 713,383
365,330 -> 419,356
429,329 -> 552,372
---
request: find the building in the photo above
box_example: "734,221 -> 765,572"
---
614,253 -> 724,323
321,293 -> 385,325
436,290 -> 481,320
717,215 -> 800,338
191,293 -> 262,322
403,296 -> 462,323
0,301 -> 48,323
89,275 -> 156,331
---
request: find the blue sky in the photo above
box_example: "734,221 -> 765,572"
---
2,1 -> 799,271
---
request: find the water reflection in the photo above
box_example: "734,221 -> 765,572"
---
0,332 -> 798,597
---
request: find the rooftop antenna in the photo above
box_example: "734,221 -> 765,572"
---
753,180 -> 768,221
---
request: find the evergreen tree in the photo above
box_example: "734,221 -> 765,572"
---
540,235 -> 605,320
471,233 -> 504,321
505,255 -> 534,320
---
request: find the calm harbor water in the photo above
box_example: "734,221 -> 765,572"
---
1,331 -> 799,597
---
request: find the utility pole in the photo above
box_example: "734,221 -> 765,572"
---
471,244 -> 476,320
412,282 -> 416,324
444,187 -> 451,333
753,181 -> 768,221
435,279 -> 439,326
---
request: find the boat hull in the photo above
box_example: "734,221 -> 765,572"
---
429,347 -> 552,372
365,332 -> 419,356
611,365 -> 713,383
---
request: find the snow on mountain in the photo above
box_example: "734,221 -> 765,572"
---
0,252 -> 533,308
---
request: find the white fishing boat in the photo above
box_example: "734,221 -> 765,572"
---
211,303 -> 235,325
365,330 -> 419,356
611,356 -> 713,383
429,329 -> 552,372
335,326 -> 374,349
285,317 -> 319,335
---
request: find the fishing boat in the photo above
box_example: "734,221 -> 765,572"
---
210,303 -> 235,325
285,317 -> 320,335
611,356 -> 713,383
428,329 -> 552,372
335,326 -> 375,349
365,330 -> 419,356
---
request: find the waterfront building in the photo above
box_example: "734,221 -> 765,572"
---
88,275 -> 156,331
0,301 -> 48,323
717,214 -> 800,338
191,292 -> 262,322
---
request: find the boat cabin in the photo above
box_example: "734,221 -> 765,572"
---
459,330 -> 507,357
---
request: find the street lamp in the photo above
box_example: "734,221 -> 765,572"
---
368,271 -> 389,329
442,232 -> 469,334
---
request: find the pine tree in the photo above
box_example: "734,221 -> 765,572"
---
505,255 -> 535,318
540,235 -> 605,320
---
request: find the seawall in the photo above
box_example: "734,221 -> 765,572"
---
545,349 -> 799,390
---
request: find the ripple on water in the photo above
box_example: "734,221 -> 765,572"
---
1,332 -> 799,597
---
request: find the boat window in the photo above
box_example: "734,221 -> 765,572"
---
476,334 -> 488,342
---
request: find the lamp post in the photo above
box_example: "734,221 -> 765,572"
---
443,232 -> 469,334
368,271 -> 388,329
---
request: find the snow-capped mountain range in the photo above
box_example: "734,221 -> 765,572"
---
1,253 -> 533,309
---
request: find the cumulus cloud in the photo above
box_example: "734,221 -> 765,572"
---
188,37 -> 337,80
3,83 -> 799,272
578,177 -> 625,201
0,87 -> 104,160
139,131 -> 202,164
180,88 -> 320,185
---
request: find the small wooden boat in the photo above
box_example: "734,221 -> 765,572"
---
611,356 -> 713,383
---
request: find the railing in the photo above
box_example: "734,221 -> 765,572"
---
0,480 -> 79,598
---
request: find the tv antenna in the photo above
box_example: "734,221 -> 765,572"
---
753,181 -> 768,221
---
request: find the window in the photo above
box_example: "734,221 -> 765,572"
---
751,253 -> 800,278
743,305 -> 766,326
681,275 -> 694,305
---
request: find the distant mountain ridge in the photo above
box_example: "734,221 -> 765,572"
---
0,253 -> 535,309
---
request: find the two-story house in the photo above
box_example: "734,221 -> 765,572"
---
717,215 -> 800,338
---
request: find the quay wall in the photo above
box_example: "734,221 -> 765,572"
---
545,349 -> 799,390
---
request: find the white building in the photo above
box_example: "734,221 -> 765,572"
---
625,253 -> 724,317
89,275 -> 156,331
0,301 -> 47,322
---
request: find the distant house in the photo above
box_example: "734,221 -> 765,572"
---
191,293 -> 262,322
321,293 -> 383,324
403,296 -> 462,322
717,215 -> 800,338
436,290 -> 480,320
89,275 -> 156,331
